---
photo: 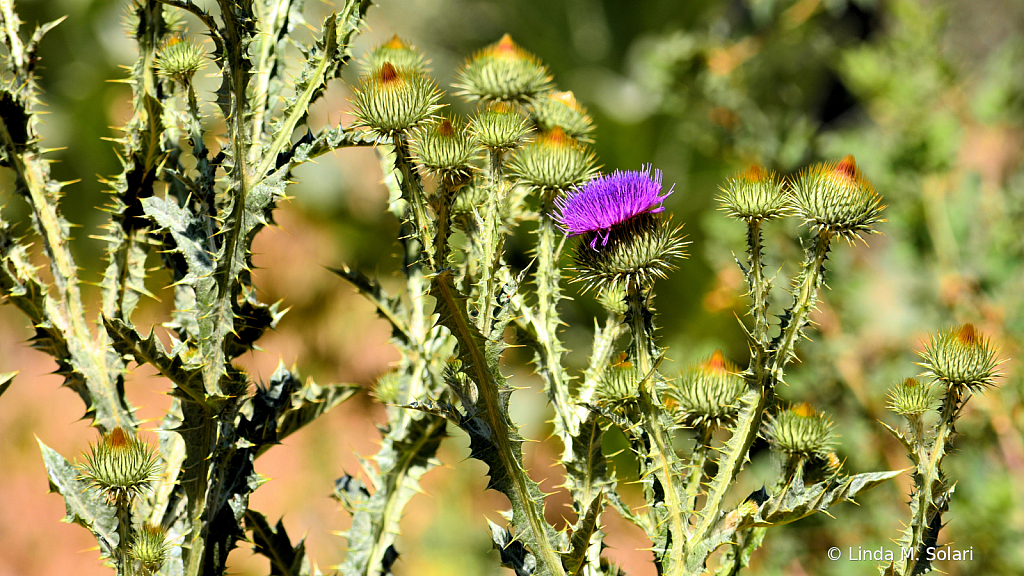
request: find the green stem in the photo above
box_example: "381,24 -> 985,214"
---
746,219 -> 770,348
535,205 -> 574,436
771,229 -> 832,378
392,133 -> 434,269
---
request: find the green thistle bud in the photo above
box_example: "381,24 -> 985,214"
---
528,91 -> 594,142
791,155 -> 886,242
596,284 -> 628,315
597,354 -> 641,402
919,324 -> 1004,391
130,523 -> 171,573
452,182 -> 487,215
454,34 -> 553,103
470,102 -> 532,152
351,62 -> 443,137
717,165 -> 791,221
887,377 -> 940,415
508,127 -> 598,193
371,371 -> 403,405
361,35 -> 428,75
669,351 -> 746,428
155,37 -> 205,84
570,213 -> 687,294
409,116 -> 479,187
763,403 -> 836,457
78,427 -> 160,506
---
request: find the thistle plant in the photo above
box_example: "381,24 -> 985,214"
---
0,0 -> 1009,575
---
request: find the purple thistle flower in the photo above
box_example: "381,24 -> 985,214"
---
554,165 -> 674,249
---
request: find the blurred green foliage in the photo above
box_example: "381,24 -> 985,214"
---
4,0 -> 1023,573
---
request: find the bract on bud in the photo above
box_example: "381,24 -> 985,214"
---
791,155 -> 885,242
130,523 -> 171,573
508,127 -> 597,193
718,165 -> 791,221
454,34 -> 552,103
763,403 -> 836,457
887,377 -> 939,415
528,91 -> 594,142
470,102 -> 532,152
669,351 -> 747,428
409,115 -> 479,187
918,324 -> 1003,391
78,427 -> 160,506
360,35 -> 428,75
351,62 -> 442,137
155,37 -> 205,84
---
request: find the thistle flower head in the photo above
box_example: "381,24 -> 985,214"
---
409,115 -> 479,187
508,127 -> 597,193
529,91 -> 594,141
763,403 -> 836,457
555,165 -> 674,248
155,37 -> 205,84
718,165 -> 791,221
351,62 -> 443,137
78,427 -> 160,506
791,155 -> 886,242
670,351 -> 747,428
360,35 -> 428,75
918,324 -> 1004,392
130,523 -> 171,573
570,213 -> 688,293
454,34 -> 552,103
887,377 -> 940,416
470,102 -> 532,152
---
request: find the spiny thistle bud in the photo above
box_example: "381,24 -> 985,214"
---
130,523 -> 171,573
669,351 -> 747,428
717,165 -> 791,221
791,155 -> 886,242
887,377 -> 939,415
454,34 -> 552,103
596,283 -> 628,315
360,35 -> 428,75
918,324 -> 1004,391
570,213 -> 687,294
508,127 -> 597,193
78,427 -> 160,506
351,62 -> 443,137
470,102 -> 532,152
409,115 -> 478,187
155,37 -> 205,84
452,182 -> 488,215
371,370 -> 403,405
528,91 -> 594,142
763,403 -> 836,457
597,355 -> 641,401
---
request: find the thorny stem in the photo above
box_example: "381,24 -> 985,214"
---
625,284 -> 687,573
114,498 -> 133,576
683,424 -> 714,518
897,386 -> 962,575
393,133 -> 434,269
535,202 -> 575,436
472,149 -> 505,337
689,228 -> 833,573
746,219 -> 770,347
